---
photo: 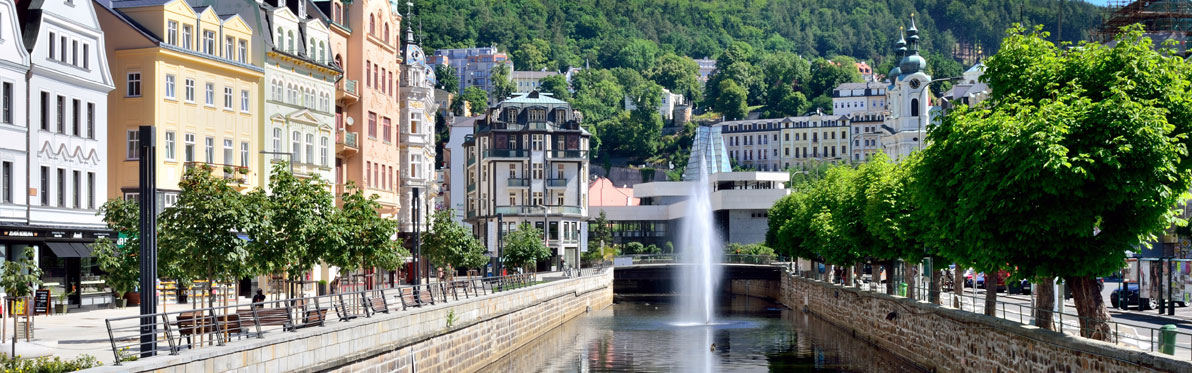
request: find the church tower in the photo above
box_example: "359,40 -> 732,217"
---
881,14 -> 932,162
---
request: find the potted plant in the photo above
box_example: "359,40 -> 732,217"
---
317,280 -> 328,296
55,289 -> 72,314
237,166 -> 250,175
223,165 -> 235,175
93,236 -> 138,308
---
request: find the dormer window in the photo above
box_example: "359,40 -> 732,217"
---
502,108 -> 517,122
528,109 -> 546,122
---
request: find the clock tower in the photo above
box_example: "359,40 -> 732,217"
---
881,14 -> 932,162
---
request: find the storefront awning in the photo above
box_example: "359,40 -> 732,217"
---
46,242 -> 82,258
71,242 -> 94,257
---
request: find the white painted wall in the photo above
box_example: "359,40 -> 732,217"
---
0,0 -> 29,224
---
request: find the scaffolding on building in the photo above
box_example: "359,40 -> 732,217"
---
1096,0 -> 1192,41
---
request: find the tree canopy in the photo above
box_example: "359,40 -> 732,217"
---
502,223 -> 551,271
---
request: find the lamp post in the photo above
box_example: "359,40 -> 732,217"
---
413,187 -> 421,287
496,213 -> 504,276
137,125 -> 158,358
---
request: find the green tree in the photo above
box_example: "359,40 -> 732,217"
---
327,183 -> 407,279
588,211 -> 614,249
714,79 -> 748,120
616,38 -> 661,71
502,223 -> 550,272
1,248 -> 42,299
537,74 -> 571,101
648,52 -> 702,101
454,86 -> 489,116
434,64 -> 459,93
513,38 -> 552,71
92,198 -> 140,301
862,153 -> 927,295
490,63 -> 515,103
244,163 -> 340,297
158,164 -> 253,307
424,209 -> 488,278
808,57 -> 861,100
916,26 -> 1192,340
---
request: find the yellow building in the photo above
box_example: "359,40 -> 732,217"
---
98,0 -> 262,202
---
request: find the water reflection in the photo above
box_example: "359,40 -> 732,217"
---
480,296 -> 925,372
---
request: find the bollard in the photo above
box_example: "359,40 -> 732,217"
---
1160,324 -> 1177,355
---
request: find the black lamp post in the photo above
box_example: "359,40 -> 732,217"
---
496,213 -> 504,275
413,187 -> 421,286
137,125 -> 158,358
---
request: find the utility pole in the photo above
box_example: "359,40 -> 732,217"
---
137,125 -> 158,358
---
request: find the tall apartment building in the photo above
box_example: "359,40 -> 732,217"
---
718,119 -> 782,172
316,0 -> 403,216
463,91 -> 590,269
398,10 -> 437,237
881,16 -> 932,162
101,0 -> 262,203
718,111 -> 851,172
430,46 -> 512,98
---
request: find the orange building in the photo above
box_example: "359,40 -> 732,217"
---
317,0 -> 402,216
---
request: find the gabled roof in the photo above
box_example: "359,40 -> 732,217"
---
588,178 -> 639,207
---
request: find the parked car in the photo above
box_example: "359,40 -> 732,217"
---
1110,283 -> 1147,310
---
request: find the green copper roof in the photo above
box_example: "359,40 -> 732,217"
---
502,91 -> 568,106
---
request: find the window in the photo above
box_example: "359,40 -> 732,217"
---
205,83 -> 214,106
184,133 -> 195,162
223,87 -> 233,109
367,112 -> 377,138
410,118 -> 419,134
39,167 -> 48,206
509,164 -> 517,178
910,98 -> 920,117
49,32 -> 55,60
240,142 -> 249,167
56,95 -> 64,133
86,103 -> 95,139
532,163 -> 543,179
83,44 -> 89,69
241,90 -> 249,112
182,25 -> 192,49
292,132 -> 301,161
204,137 -> 214,163
60,35 -> 67,61
2,82 -> 11,124
382,117 -> 391,142
39,92 -> 47,130
238,40 -> 247,63
203,30 -> 215,54
287,31 -> 294,52
533,192 -> 543,206
272,128 -> 282,152
126,72 -> 141,96
167,21 -> 178,45
71,99 -> 80,135
1,162 -> 9,203
365,62 -> 370,87
224,36 -> 234,59
556,164 -> 564,179
87,172 -> 95,209
223,139 -> 233,165
305,134 -> 314,164
165,74 -> 176,99
180,78 -> 194,102
319,137 -> 328,166
126,130 -> 139,160
72,171 -> 80,208
411,155 -> 421,178
509,193 -> 516,205
165,131 -> 176,161
365,162 -> 371,186
56,168 -> 64,207
71,40 -> 78,66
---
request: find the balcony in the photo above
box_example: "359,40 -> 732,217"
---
184,162 -> 251,186
545,178 -> 567,188
336,131 -> 359,156
484,149 -> 528,159
467,183 -> 476,193
467,154 -> 476,166
548,150 -> 588,160
491,205 -> 584,216
336,79 -> 359,104
507,178 -> 530,187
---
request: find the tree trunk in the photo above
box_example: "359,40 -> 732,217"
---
1067,275 -> 1112,341
984,271 -> 999,316
953,267 -> 965,308
855,263 -> 864,288
843,265 -> 853,288
929,269 -> 942,305
1034,277 -> 1055,331
883,261 -> 896,295
904,260 -> 917,300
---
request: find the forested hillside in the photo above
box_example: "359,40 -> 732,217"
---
417,0 -> 1103,71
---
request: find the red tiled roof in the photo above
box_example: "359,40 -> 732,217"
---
588,178 -> 639,207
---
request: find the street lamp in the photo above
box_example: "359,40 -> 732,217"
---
413,187 -> 421,287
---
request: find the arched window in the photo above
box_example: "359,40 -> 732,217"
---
319,42 -> 326,63
910,98 -> 920,117
305,134 -> 314,164
334,54 -> 342,68
308,38 -> 314,57
276,27 -> 283,48
366,61 -> 371,87
272,128 -> 282,151
381,68 -> 387,93
384,24 -> 389,42
292,131 -> 301,161
369,14 -> 375,35
287,31 -> 294,53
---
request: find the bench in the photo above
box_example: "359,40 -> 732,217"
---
333,293 -> 365,322
366,290 -> 389,316
294,308 -> 327,329
252,308 -> 293,331
175,312 -> 217,348
398,287 -> 419,310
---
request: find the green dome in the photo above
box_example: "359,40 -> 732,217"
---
899,54 -> 925,75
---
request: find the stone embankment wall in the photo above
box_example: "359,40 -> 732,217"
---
779,272 -> 1192,372
87,271 -> 613,373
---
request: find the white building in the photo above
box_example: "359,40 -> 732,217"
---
624,88 -> 685,121
717,111 -> 852,171
0,0 -> 28,227
881,17 -> 932,163
694,58 -> 715,84
25,0 -> 114,228
463,91 -> 590,269
398,14 -> 437,236
831,81 -> 887,118
446,115 -> 477,226
262,0 -> 338,185
510,70 -> 557,93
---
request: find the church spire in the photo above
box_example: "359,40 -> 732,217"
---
405,1 -> 415,45
906,13 -> 920,55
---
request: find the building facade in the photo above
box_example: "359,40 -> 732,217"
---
510,70 -> 556,93
881,18 -> 932,162
718,112 -> 851,171
430,46 -> 511,98
463,91 -> 589,269
849,111 -> 886,162
397,12 -> 436,236
831,81 -> 887,118
625,88 -> 684,121
445,115 -> 477,225
101,0 -> 263,204
0,0 -> 28,229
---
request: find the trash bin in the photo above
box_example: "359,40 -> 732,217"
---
1160,324 -> 1177,355
898,282 -> 908,297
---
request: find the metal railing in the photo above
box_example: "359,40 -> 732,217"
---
507,178 -> 530,187
545,178 -> 567,187
549,150 -> 588,159
102,270 -> 602,365
484,149 -> 529,158
786,268 -> 1192,361
337,79 -> 358,97
336,131 -> 358,149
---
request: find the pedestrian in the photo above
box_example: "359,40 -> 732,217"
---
252,289 -> 265,309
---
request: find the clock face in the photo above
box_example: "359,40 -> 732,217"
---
908,79 -> 921,89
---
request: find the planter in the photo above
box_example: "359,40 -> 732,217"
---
317,283 -> 328,296
115,298 -> 127,308
124,292 -> 141,306
55,304 -> 68,314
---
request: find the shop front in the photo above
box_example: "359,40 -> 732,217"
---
0,225 -> 113,308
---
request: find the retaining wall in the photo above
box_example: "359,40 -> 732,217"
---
86,271 -> 613,373
780,272 -> 1192,372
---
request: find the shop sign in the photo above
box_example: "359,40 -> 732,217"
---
2,231 -> 36,237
